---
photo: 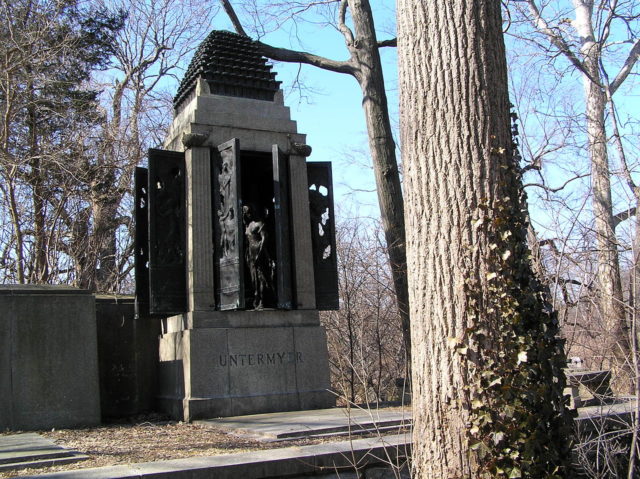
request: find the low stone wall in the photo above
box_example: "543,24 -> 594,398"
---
0,285 -> 100,431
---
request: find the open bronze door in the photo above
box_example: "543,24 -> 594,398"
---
307,161 -> 339,310
134,167 -> 150,318
272,145 -> 293,309
212,138 -> 245,310
147,149 -> 187,315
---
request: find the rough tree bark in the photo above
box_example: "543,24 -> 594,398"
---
398,1 -> 573,476
220,0 -> 411,361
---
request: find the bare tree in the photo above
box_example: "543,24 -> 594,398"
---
508,0 -> 640,384
0,0 -> 214,291
74,0 -> 215,292
322,217 -> 405,405
0,0 -> 122,284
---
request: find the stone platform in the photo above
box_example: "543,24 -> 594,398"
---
18,434 -> 410,479
196,406 -> 412,440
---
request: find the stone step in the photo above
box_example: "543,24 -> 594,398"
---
18,434 -> 410,479
0,449 -> 77,465
0,433 -> 88,472
0,454 -> 89,473
276,419 -> 411,439
196,407 -> 412,441
304,423 -> 411,440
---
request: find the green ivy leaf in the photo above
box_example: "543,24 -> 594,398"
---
508,466 -> 522,478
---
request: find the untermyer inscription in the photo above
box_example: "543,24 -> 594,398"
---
215,351 -> 303,367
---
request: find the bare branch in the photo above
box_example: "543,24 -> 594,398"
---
521,157 -> 542,174
613,207 -> 636,229
523,0 -> 598,84
610,38 -> 640,94
557,277 -> 594,290
218,0 -> 357,75
524,173 -> 589,193
255,41 -> 357,75
377,38 -> 397,48
601,68 -> 638,198
337,0 -> 355,47
219,0 -> 248,37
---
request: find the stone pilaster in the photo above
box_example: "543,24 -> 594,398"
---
185,145 -> 215,311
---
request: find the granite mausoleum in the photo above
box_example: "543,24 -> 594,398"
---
134,31 -> 338,421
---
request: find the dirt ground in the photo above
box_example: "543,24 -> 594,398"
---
1,418 -> 328,478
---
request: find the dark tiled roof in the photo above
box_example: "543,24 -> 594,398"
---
174,30 -> 281,109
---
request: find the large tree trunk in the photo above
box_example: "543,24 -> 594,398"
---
398,1 -> 573,476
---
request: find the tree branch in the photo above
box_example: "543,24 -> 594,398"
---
219,0 -> 248,37
524,173 -> 589,192
521,156 -> 542,174
255,41 -> 357,75
613,207 -> 636,229
524,0 -> 597,84
337,0 -> 355,47
610,38 -> 640,94
378,38 -> 397,48
219,0 -> 357,76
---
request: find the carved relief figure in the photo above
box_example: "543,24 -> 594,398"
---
243,203 -> 275,309
218,150 -> 236,256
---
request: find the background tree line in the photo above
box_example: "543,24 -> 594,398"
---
0,0 -> 213,291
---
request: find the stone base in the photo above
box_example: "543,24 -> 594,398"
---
157,311 -> 334,421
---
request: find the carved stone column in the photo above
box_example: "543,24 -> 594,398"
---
184,134 -> 215,311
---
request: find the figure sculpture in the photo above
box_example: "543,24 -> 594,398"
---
243,203 -> 275,309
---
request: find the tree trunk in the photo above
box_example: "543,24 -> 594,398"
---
398,1 -> 573,476
348,0 -> 410,363
574,1 -> 630,376
26,80 -> 48,283
6,178 -> 26,283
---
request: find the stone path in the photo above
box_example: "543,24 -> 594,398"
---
0,433 -> 88,473
195,406 -> 412,440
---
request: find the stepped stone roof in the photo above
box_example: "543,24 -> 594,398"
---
174,30 -> 281,110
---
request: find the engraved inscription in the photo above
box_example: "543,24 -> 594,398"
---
214,351 -> 303,367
